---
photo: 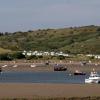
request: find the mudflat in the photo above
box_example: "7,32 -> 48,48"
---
0,83 -> 100,98
0,62 -> 100,72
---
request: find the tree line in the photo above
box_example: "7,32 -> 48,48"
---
0,52 -> 66,61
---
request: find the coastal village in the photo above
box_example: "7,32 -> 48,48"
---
22,50 -> 69,57
22,50 -> 100,59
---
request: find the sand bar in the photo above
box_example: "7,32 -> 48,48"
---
0,83 -> 100,98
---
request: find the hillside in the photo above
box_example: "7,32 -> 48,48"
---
0,47 -> 11,54
0,25 -> 100,54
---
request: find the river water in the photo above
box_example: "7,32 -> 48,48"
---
0,71 -> 92,84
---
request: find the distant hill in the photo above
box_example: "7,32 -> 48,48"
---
0,25 -> 100,54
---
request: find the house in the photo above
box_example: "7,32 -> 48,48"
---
22,50 -> 70,57
94,55 -> 100,59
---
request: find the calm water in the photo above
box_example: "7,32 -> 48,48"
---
0,71 -> 91,84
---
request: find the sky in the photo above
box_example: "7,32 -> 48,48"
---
0,0 -> 100,32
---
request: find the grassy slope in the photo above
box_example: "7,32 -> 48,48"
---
0,47 -> 11,54
0,25 -> 100,54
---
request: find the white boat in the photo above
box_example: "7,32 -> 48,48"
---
12,65 -> 18,68
30,64 -> 36,68
85,71 -> 100,84
2,65 -> 7,68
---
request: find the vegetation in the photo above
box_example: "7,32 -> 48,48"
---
1,97 -> 100,100
0,47 -> 11,54
0,52 -> 25,61
0,25 -> 100,54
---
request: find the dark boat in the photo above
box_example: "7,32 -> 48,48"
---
0,67 -> 2,73
54,64 -> 67,71
74,70 -> 86,75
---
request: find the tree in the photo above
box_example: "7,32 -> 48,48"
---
26,55 -> 37,60
0,32 -> 3,36
57,55 -> 65,60
11,52 -> 25,59
0,54 -> 12,61
97,27 -> 100,31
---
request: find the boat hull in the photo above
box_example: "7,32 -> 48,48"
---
74,73 -> 86,75
54,67 -> 67,71
0,68 -> 2,73
85,79 -> 100,84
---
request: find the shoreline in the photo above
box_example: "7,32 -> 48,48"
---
0,62 -> 100,99
0,83 -> 100,98
0,62 -> 100,72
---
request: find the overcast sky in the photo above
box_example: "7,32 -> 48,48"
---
0,0 -> 100,32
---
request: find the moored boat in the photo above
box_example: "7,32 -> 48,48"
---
85,71 -> 100,84
54,64 -> 67,71
74,70 -> 86,75
0,67 -> 2,73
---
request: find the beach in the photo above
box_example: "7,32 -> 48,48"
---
0,83 -> 100,98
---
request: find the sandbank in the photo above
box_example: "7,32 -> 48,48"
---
0,83 -> 100,98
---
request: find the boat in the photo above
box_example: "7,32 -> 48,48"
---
54,64 -> 67,71
74,70 -> 86,75
85,71 -> 100,84
0,67 -> 2,73
30,64 -> 36,68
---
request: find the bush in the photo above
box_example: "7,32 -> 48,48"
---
26,55 -> 38,60
0,53 -> 12,61
97,27 -> 100,31
11,52 -> 25,59
57,55 -> 65,60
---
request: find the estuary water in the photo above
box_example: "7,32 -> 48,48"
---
0,71 -> 91,84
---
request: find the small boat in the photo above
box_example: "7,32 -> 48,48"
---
2,65 -> 7,68
12,65 -> 18,68
30,64 -> 36,68
0,67 -> 2,73
85,71 -> 100,84
74,70 -> 86,75
54,64 -> 67,71
45,61 -> 50,65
